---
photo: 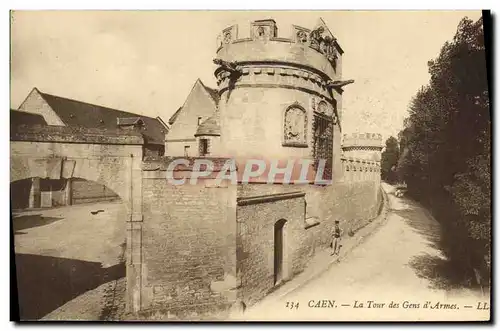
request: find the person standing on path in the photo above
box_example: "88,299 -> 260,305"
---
331,220 -> 343,256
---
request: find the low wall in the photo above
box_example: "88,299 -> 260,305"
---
236,192 -> 308,306
238,179 -> 381,243
137,156 -> 382,318
139,158 -> 238,319
236,175 -> 382,309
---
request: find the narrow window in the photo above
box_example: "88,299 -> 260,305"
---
199,139 -> 209,156
184,145 -> 190,157
197,116 -> 203,126
312,113 -> 333,182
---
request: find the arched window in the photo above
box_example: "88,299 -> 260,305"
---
283,103 -> 307,147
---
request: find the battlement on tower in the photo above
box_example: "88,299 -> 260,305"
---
342,133 -> 383,149
342,133 -> 383,162
215,18 -> 344,83
213,18 -> 354,161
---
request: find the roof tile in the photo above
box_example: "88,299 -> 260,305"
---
38,91 -> 167,145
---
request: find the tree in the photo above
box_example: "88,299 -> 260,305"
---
380,136 -> 400,183
396,16 -> 491,286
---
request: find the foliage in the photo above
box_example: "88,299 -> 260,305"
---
380,136 -> 400,183
396,17 -> 491,285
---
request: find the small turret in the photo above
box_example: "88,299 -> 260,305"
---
341,133 -> 383,161
212,18 -> 351,161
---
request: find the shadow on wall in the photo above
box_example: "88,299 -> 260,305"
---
14,253 -> 125,320
10,177 -> 120,210
11,179 -> 32,209
12,214 -> 64,234
391,192 -> 484,293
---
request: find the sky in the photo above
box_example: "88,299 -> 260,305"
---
10,10 -> 483,141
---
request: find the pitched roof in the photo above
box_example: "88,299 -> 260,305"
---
37,90 -> 168,145
168,79 -> 219,126
10,109 -> 47,127
168,107 -> 183,125
117,117 -> 144,126
199,80 -> 220,104
195,113 -> 220,137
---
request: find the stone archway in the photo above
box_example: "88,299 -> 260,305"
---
10,142 -> 145,316
10,155 -> 133,216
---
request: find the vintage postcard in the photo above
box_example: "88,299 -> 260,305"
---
10,10 -> 491,322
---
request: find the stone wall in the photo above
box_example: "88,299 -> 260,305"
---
140,158 -> 238,318
10,140 -> 141,212
238,179 -> 381,236
72,179 -> 119,204
11,125 -> 144,145
236,192 -> 308,306
10,124 -> 384,318
218,87 -> 340,160
236,173 -> 382,308
10,126 -> 145,313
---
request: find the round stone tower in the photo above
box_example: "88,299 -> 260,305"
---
213,18 -> 353,178
341,133 -> 383,161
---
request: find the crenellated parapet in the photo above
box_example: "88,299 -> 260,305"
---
342,133 -> 383,149
213,18 -> 353,161
342,133 -> 383,161
214,18 -> 352,97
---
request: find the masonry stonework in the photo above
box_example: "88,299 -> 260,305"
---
166,80 -> 219,157
10,126 -> 145,314
140,158 -> 237,318
11,17 -> 385,320
207,19 -> 383,313
236,192 -> 308,306
342,133 -> 384,161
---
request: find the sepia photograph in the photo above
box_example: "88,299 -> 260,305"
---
9,10 -> 491,322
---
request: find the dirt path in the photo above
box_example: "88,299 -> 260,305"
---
242,183 -> 490,321
13,201 -> 127,321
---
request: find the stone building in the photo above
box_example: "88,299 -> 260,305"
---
11,18 -> 384,319
11,88 -> 168,209
166,79 -> 219,157
138,18 -> 383,317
